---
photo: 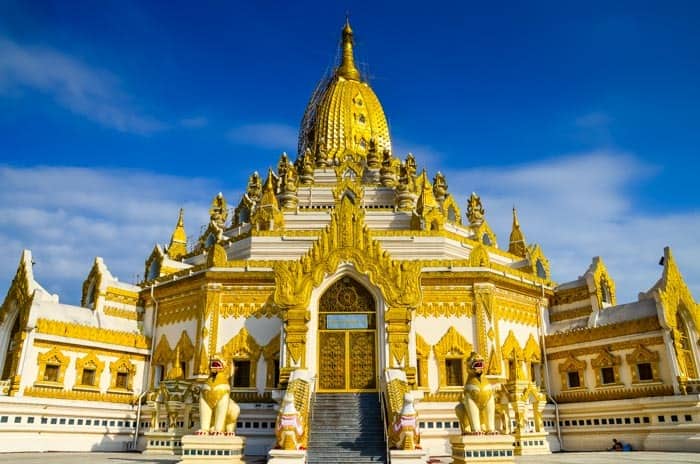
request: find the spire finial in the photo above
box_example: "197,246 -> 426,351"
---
337,18 -> 361,81
168,208 -> 187,259
508,206 -> 527,258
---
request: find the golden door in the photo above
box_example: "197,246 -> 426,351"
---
318,330 -> 376,391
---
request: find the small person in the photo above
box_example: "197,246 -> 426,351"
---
610,438 -> 623,451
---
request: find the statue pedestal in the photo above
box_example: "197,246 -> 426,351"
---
450,434 -> 515,464
267,449 -> 307,464
389,449 -> 429,463
179,434 -> 246,464
142,430 -> 183,455
513,431 -> 550,455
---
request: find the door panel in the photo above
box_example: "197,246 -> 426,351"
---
319,331 -> 346,390
318,330 -> 376,391
349,331 -> 376,390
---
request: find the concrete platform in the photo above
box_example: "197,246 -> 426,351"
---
0,452 -> 698,464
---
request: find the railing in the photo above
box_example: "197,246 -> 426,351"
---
379,381 -> 390,462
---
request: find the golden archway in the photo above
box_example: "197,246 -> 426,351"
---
317,277 -> 378,392
273,187 -> 422,383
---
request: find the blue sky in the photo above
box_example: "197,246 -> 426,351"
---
1,1 -> 698,305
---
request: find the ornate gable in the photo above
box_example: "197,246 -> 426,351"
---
433,326 -> 473,359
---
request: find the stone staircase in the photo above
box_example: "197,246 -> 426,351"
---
307,393 -> 387,464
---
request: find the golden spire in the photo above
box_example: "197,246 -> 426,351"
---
508,207 -> 527,258
260,169 -> 280,208
168,208 -> 188,260
165,347 -> 184,380
337,18 -> 361,81
416,170 -> 439,212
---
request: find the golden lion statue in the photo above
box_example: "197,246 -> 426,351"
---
455,352 -> 496,434
275,392 -> 306,450
197,355 -> 240,434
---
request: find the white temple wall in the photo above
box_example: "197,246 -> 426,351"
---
217,317 -> 246,348
497,320 -> 537,348
414,316 -> 474,392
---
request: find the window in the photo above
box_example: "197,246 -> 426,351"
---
567,371 -> 581,388
637,363 -> 653,381
536,260 -> 547,279
44,365 -> 59,382
445,359 -> 463,386
601,367 -> 615,385
81,368 -> 96,386
115,372 -> 129,389
180,361 -> 187,378
232,360 -> 251,388
271,359 -> 280,388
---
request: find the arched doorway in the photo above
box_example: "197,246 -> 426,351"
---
317,276 -> 377,392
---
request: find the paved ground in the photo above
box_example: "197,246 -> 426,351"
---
0,452 -> 698,464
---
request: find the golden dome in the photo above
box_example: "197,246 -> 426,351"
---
298,20 -> 392,161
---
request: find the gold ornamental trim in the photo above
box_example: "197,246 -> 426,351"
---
552,285 -> 589,307
104,306 -> 140,321
35,318 -> 149,349
545,316 -> 661,348
24,386 -> 136,404
546,336 -> 664,360
549,306 -> 591,323
104,287 -> 139,305
554,384 -> 673,403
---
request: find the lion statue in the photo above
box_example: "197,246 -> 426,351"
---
275,392 -> 306,450
389,392 -> 421,450
455,352 -> 496,434
197,355 -> 240,434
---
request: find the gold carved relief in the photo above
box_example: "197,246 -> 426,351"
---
590,349 -> 622,387
546,336 -> 664,360
74,351 -> 105,389
36,318 -> 149,349
626,344 -> 662,384
558,355 -> 587,391
545,316 -> 661,348
433,326 -> 473,388
418,287 -> 473,317
103,306 -> 140,321
35,347 -> 69,387
415,334 -> 430,388
273,192 -> 420,370
220,288 -> 278,318
319,331 -> 346,390
108,355 -> 135,392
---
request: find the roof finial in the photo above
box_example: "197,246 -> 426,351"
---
337,18 -> 361,81
168,208 -> 187,260
508,206 -> 527,258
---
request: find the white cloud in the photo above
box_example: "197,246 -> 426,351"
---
227,123 -> 297,151
443,150 -> 699,303
0,166 -> 236,304
0,37 -> 166,134
1,153 -> 698,308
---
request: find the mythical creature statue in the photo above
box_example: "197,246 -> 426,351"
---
275,392 -> 306,450
197,355 -> 240,434
467,192 -> 485,225
455,352 -> 496,434
389,392 -> 421,450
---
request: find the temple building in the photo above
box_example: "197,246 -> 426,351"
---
1,21 -> 699,459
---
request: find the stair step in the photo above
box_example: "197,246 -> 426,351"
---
308,393 -> 387,463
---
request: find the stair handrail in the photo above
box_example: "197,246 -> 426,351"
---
379,377 -> 390,462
